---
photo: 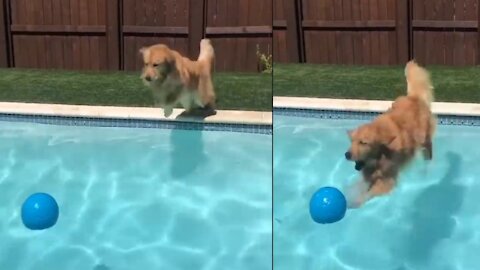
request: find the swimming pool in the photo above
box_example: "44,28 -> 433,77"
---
274,109 -> 479,270
0,115 -> 272,270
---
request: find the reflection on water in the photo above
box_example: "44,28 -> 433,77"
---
169,128 -> 206,179
406,152 -> 466,266
93,264 -> 110,270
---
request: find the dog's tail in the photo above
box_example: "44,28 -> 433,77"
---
197,39 -> 215,74
404,60 -> 434,106
198,39 -> 215,71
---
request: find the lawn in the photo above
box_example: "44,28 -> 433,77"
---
0,69 -> 272,111
274,63 -> 480,103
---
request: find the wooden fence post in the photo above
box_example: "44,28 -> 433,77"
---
284,0 -> 303,63
396,0 -> 409,62
188,0 -> 205,59
0,0 -> 11,67
477,0 -> 480,65
106,0 -> 120,70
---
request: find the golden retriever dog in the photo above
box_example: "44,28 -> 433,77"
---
140,39 -> 216,118
344,60 -> 436,208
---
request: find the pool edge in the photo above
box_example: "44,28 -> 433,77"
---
0,102 -> 272,125
0,102 -> 272,135
273,96 -> 480,116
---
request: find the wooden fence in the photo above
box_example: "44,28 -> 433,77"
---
274,0 -> 480,66
0,0 -> 272,72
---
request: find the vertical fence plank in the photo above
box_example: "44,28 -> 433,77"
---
478,0 -> 480,64
106,0 -> 120,70
0,0 -> 10,67
6,0 -> 13,67
188,0 -> 205,60
396,0 -> 409,62
454,0 -> 466,66
284,0 -> 302,62
369,0 -> 380,64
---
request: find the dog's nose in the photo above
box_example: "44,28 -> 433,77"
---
145,76 -> 152,82
345,151 -> 352,160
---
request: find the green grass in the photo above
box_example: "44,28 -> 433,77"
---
274,63 -> 480,103
0,69 -> 272,111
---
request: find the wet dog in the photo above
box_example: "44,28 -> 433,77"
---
344,60 -> 436,207
140,39 -> 216,118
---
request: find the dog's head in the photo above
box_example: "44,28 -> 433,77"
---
345,125 -> 378,162
345,123 -> 400,170
139,44 -> 176,85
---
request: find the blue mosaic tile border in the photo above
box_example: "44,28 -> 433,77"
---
274,107 -> 480,126
0,113 -> 272,135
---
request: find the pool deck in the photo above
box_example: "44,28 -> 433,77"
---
0,102 -> 272,125
274,96 -> 480,116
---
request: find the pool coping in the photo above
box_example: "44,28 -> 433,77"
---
0,102 -> 272,126
273,96 -> 480,116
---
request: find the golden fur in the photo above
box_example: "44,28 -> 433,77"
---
140,39 -> 216,117
345,60 -> 436,207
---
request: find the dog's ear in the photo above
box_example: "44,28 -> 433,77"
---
347,129 -> 354,139
167,57 -> 176,67
139,47 -> 151,58
164,57 -> 176,74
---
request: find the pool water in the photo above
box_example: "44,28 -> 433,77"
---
0,121 -> 272,270
274,114 -> 479,270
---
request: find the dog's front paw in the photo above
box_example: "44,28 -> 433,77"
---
164,107 -> 173,117
346,191 -> 370,209
347,198 -> 364,209
344,179 -> 371,209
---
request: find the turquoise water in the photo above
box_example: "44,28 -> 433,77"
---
274,114 -> 478,270
0,121 -> 272,270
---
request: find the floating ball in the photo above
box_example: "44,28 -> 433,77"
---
21,193 -> 59,230
309,187 -> 347,224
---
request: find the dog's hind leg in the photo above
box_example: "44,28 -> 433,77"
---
422,138 -> 433,160
422,115 -> 436,160
197,76 -> 216,107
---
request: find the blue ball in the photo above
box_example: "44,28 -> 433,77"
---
21,193 -> 59,230
309,187 -> 347,224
